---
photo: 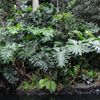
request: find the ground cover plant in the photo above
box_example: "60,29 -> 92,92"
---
0,0 -> 100,93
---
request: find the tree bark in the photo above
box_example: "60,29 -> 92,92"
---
16,0 -> 22,11
57,0 -> 62,13
32,0 -> 39,11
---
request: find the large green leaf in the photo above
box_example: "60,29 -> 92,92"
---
90,40 -> 100,53
0,43 -> 22,64
39,78 -> 57,93
54,47 -> 70,67
66,39 -> 91,55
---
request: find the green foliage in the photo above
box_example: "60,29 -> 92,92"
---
82,22 -> 100,34
71,0 -> 100,24
71,30 -> 94,40
29,51 -> 54,72
23,82 -> 30,90
55,65 -> 80,85
0,0 -> 14,12
0,0 -> 14,27
20,3 -> 57,28
66,39 -> 91,55
8,24 -> 22,34
67,65 -> 79,79
28,26 -> 54,43
1,1 -> 100,91
3,67 -> 19,84
82,69 -> 98,84
52,12 -> 100,40
0,43 -> 22,64
89,39 -> 100,53
18,71 -> 41,89
53,12 -> 77,32
39,78 -> 57,93
67,0 -> 80,11
54,47 -> 70,67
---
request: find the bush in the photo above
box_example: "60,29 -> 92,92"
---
1,2 -> 100,93
71,0 -> 100,24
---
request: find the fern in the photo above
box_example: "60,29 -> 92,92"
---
42,27 -> 54,43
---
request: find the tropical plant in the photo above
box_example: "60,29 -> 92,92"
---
19,3 -> 57,28
71,0 -> 100,25
66,39 -> 91,55
29,51 -> 55,72
39,78 -> 57,93
1,1 -> 100,92
0,43 -> 22,64
82,69 -> 98,84
52,12 -> 100,39
3,67 -> 19,84
53,47 -> 70,67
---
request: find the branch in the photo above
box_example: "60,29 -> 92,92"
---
12,61 -> 32,79
68,66 -> 80,86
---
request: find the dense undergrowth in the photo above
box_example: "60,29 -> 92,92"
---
0,1 -> 100,93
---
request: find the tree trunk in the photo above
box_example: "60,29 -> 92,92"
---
32,0 -> 39,11
57,0 -> 62,13
16,0 -> 22,11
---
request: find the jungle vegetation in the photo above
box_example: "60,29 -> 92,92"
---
0,0 -> 100,93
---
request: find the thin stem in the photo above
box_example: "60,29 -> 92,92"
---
12,61 -> 32,79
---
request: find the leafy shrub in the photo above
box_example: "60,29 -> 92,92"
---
71,0 -> 100,24
1,2 -> 100,92
19,3 -> 57,28
82,69 -> 99,84
52,13 -> 100,39
0,43 -> 22,64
